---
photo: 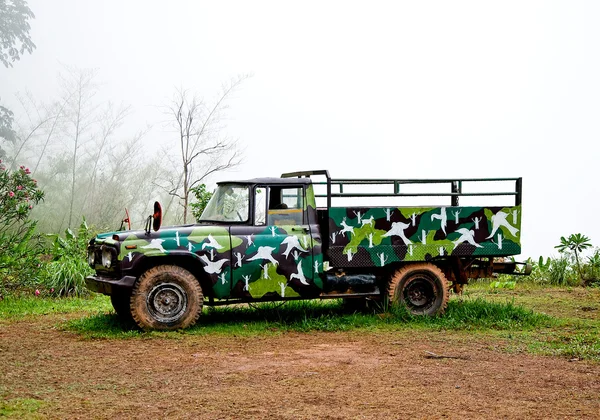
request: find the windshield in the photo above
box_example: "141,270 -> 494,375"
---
199,184 -> 249,222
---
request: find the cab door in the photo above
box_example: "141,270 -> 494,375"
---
230,185 -> 319,299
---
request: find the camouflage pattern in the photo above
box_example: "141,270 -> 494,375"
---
327,205 -> 521,267
88,178 -> 522,300
89,181 -> 324,300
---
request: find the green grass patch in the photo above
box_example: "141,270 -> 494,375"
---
64,296 -> 554,339
0,294 -> 110,320
0,398 -> 45,419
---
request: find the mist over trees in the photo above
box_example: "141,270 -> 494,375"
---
5,67 -> 246,232
2,0 -> 249,237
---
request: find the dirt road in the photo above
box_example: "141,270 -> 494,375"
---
1,316 -> 599,419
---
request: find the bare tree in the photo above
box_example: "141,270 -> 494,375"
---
160,76 -> 247,223
58,67 -> 98,229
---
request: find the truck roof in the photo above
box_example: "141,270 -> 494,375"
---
217,177 -> 312,186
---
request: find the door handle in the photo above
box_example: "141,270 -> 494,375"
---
292,227 -> 310,233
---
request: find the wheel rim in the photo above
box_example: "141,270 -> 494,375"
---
402,275 -> 436,310
146,282 -> 187,323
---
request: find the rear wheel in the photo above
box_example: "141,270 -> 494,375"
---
387,263 -> 449,316
130,265 -> 203,331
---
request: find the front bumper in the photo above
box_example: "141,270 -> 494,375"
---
85,274 -> 137,295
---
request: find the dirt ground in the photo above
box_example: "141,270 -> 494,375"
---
1,315 -> 599,419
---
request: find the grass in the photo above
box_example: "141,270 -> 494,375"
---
0,293 -> 110,320
2,285 -> 599,361
0,398 -> 45,419
63,295 -> 554,339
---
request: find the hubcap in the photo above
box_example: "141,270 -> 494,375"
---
403,276 -> 435,309
147,282 -> 187,323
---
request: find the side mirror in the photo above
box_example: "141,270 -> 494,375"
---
152,201 -> 162,232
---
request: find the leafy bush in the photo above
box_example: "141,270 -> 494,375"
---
548,255 -> 577,286
555,233 -> 592,284
0,162 -> 45,293
41,219 -> 94,297
189,183 -> 213,222
583,249 -> 600,287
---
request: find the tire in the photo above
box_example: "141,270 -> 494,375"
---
110,292 -> 133,321
130,265 -> 203,331
387,263 -> 449,316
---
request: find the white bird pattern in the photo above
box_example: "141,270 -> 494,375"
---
290,261 -> 309,285
141,239 -> 167,253
430,207 -> 448,235
202,234 -> 224,250
382,221 -> 413,245
247,246 -> 279,265
486,211 -> 519,239
453,228 -> 482,250
199,254 -> 229,274
281,236 -> 308,258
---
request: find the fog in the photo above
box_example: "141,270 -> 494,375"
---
2,0 -> 599,259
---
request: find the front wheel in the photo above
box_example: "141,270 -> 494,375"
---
387,263 -> 449,316
130,265 -> 203,331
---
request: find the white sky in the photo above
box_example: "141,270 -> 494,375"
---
2,0 -> 599,259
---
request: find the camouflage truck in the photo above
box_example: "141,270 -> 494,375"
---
86,170 -> 529,330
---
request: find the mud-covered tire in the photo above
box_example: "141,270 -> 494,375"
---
110,292 -> 133,321
387,263 -> 449,316
130,265 -> 203,331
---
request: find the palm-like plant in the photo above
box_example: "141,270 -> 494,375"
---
555,233 -> 592,283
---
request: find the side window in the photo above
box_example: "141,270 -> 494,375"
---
267,187 -> 304,225
255,186 -> 267,225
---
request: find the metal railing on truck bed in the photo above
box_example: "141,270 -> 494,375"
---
281,170 -> 522,208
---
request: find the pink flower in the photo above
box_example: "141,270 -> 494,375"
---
17,185 -> 23,190
8,191 -> 14,197
28,205 -> 32,209
32,179 -> 37,184
25,168 -> 31,174
35,289 -> 40,296
50,288 -> 54,293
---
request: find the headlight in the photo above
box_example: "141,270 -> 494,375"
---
88,249 -> 95,267
101,248 -> 113,268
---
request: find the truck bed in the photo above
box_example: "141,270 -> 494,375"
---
324,205 -> 521,268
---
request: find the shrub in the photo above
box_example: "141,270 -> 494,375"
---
583,249 -> 600,287
189,184 -> 213,222
555,233 -> 592,284
0,162 -> 45,294
41,219 -> 94,297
